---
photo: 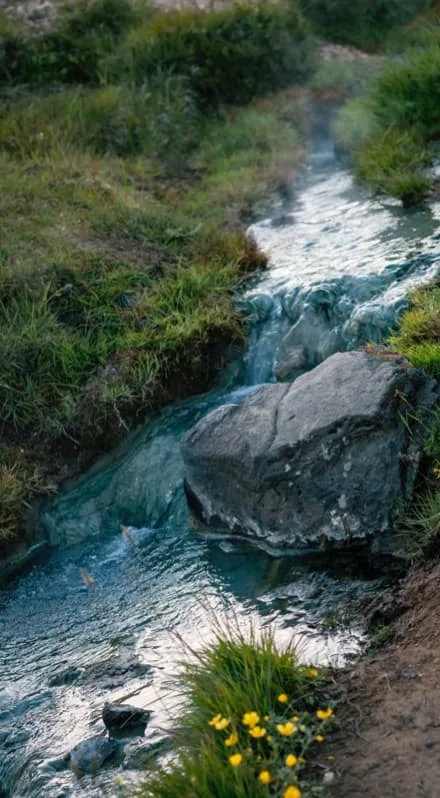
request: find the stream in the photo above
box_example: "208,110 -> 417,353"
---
1,107 -> 440,797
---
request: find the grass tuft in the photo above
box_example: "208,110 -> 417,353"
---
134,627 -> 333,798
355,128 -> 431,206
334,35 -> 440,203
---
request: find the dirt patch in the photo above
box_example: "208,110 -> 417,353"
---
325,560 -> 440,798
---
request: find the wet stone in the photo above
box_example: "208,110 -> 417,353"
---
102,702 -> 151,732
66,736 -> 118,776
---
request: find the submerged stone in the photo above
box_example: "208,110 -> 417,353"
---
66,736 -> 118,776
181,351 -> 438,552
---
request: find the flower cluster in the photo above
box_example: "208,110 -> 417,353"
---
207,668 -> 335,797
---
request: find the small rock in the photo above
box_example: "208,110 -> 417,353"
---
102,702 -> 151,731
66,736 -> 118,776
48,666 -> 84,687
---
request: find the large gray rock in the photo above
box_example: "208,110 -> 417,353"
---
181,351 -> 438,551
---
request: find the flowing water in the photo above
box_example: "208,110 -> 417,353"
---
2,109 -> 440,797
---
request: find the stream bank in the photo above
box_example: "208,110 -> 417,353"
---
324,559 -> 440,797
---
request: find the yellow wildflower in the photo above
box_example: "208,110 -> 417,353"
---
209,714 -> 222,727
316,708 -> 333,721
267,735 -> 273,743
214,717 -> 230,730
225,732 -> 238,747
243,711 -> 260,727
315,735 -> 325,743
285,754 -> 298,767
292,715 -> 299,722
264,715 -> 270,721
249,726 -> 266,739
276,722 -> 297,736
308,668 -> 319,677
229,753 -> 243,767
258,771 -> 272,784
278,693 -> 288,703
284,787 -> 301,798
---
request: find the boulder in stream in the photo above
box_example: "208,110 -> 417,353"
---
181,351 -> 438,552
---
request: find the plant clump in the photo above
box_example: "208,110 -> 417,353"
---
333,19 -> 440,205
133,629 -> 335,797
302,0 -> 430,51
387,283 -> 440,560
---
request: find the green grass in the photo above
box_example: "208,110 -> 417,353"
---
386,283 -> 440,560
388,284 -> 440,379
302,0 -> 430,50
133,627 -> 333,798
0,0 -> 314,550
114,1 -> 315,106
355,128 -> 431,206
333,31 -> 440,204
370,45 -> 440,137
0,77 -> 304,548
0,0 -> 315,106
367,623 -> 395,651
396,488 -> 440,560
0,0 -> 142,84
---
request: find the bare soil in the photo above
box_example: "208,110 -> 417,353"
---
324,560 -> 440,798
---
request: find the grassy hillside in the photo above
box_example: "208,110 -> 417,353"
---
0,0 -> 313,552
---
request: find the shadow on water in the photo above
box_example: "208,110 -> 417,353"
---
1,104 -> 440,796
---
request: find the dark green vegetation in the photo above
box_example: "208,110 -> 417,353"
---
386,285 -> 440,560
302,0 -> 430,50
334,6 -> 440,205
0,0 -> 314,102
0,0 -> 313,549
135,628 -> 333,798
